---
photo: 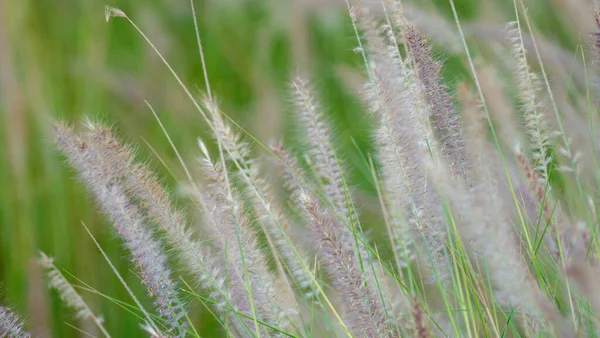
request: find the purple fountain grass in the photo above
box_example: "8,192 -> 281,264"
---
515,146 -> 589,267
403,23 -> 470,183
506,22 -> 554,186
38,254 -> 93,320
291,77 -> 387,299
361,24 -> 450,282
476,66 -> 524,149
455,88 -> 558,330
426,153 -> 559,334
516,150 -> 593,266
566,257 -> 600,316
242,163 -> 317,300
458,83 -> 491,185
202,94 -> 309,322
291,77 -> 352,226
197,144 -> 290,336
516,149 -> 596,319
53,123 -> 187,337
515,149 -> 565,259
35,2 -> 600,337
515,183 -> 559,257
79,123 -> 247,331
203,99 -> 315,302
302,193 -> 393,338
270,142 -> 307,214
270,143 -> 324,298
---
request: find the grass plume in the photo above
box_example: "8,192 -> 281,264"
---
8,1 -> 600,337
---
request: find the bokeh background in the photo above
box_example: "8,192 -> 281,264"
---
0,0 -> 596,336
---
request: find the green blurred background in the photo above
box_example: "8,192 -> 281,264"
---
0,0 -> 594,336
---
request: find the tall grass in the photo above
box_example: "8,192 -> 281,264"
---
3,0 -> 600,336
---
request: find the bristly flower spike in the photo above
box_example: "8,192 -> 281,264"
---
53,123 -> 187,337
38,252 -> 111,338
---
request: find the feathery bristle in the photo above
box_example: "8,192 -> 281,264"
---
404,23 -> 470,182
427,156 -> 556,333
38,253 -> 92,319
506,22 -> 554,186
292,77 -> 351,225
291,77 -> 382,292
0,306 -> 30,338
203,100 -> 314,303
53,123 -> 187,337
83,125 -> 234,318
515,149 -> 566,260
362,25 -> 449,279
198,148 -> 291,335
38,252 -> 111,337
302,194 -> 392,338
271,143 -> 307,213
